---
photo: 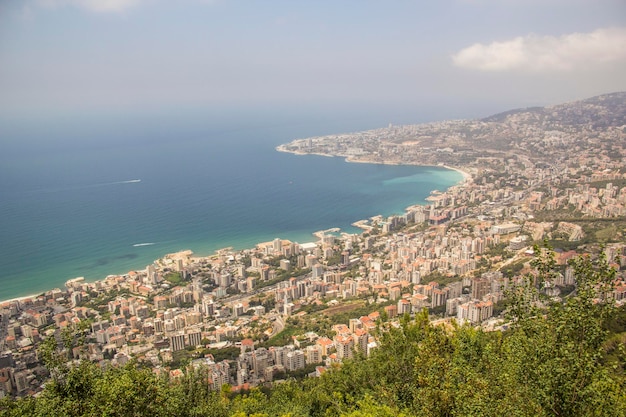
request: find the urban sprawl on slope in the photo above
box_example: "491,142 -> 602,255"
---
1,92 -> 626,397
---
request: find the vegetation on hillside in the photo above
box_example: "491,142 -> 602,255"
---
1,250 -> 625,417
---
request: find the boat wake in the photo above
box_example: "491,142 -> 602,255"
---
23,179 -> 142,194
133,242 -> 155,247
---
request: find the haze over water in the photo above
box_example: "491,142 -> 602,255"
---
0,110 -> 462,301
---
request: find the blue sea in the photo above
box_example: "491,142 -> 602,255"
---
0,109 -> 462,301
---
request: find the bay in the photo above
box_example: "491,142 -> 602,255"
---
0,113 -> 462,300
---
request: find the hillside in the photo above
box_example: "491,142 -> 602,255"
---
2,92 -> 626,416
1,251 -> 624,416
279,91 -> 626,166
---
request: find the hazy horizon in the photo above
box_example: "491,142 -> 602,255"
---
1,0 -> 625,128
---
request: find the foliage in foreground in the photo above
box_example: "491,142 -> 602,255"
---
1,250 -> 625,416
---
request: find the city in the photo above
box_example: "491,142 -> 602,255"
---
1,92 -> 625,398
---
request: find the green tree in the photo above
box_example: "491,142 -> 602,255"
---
502,248 -> 625,416
2,248 -> 625,417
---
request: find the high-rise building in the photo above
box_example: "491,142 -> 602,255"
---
353,328 -> 369,354
304,345 -> 322,364
170,333 -> 186,352
187,329 -> 202,348
334,335 -> 355,360
202,297 -> 215,317
153,318 -> 164,333
273,238 -> 282,254
286,350 -> 305,371
471,277 -> 490,300
279,259 -> 291,271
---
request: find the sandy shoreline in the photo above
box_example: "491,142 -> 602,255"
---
344,156 -> 472,185
1,293 -> 47,307
442,165 -> 471,183
277,145 -> 473,184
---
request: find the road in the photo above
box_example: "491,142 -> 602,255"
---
270,315 -> 285,338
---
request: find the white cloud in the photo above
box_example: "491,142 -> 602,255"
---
38,0 -> 141,13
76,0 -> 140,13
452,27 -> 626,72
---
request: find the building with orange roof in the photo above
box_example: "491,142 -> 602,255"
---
332,324 -> 350,335
358,315 -> 371,325
316,337 -> 334,356
384,304 -> 397,318
240,338 -> 255,353
5,336 -> 16,350
334,334 -> 354,360
397,298 -> 411,315
352,328 -> 369,354
613,282 -> 626,302
315,366 -> 327,377
368,311 -> 380,321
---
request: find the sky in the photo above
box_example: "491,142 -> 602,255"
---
1,0 -> 625,127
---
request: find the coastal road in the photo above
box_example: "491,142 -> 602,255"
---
0,310 -> 8,350
270,315 -> 285,338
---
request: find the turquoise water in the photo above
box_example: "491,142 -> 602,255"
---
0,114 -> 462,300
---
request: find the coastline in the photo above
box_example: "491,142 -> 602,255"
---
0,293 -> 49,307
277,144 -> 472,184
442,165 -> 471,184
2,148 -> 472,306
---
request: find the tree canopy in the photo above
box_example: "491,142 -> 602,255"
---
1,250 -> 625,417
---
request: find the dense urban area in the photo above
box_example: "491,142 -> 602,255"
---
1,92 -> 626,416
